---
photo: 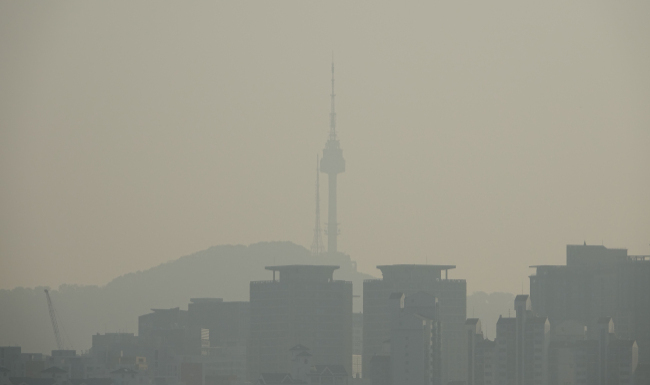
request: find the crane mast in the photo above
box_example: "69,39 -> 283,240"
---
44,289 -> 64,350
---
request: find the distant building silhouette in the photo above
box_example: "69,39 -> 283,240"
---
465,319 -> 496,385
492,295 -> 550,385
388,292 -> 442,385
466,296 -> 640,385
187,298 -> 249,381
546,317 -> 638,385
529,244 -> 650,371
362,264 -> 466,384
351,313 -> 362,379
248,265 -> 352,380
310,155 -> 325,257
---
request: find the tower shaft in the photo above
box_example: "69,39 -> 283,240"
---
310,155 -> 324,256
327,173 -> 338,254
320,58 -> 345,256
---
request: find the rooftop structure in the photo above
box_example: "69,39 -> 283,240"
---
264,265 -> 339,282
377,264 -> 456,281
363,264 -> 466,384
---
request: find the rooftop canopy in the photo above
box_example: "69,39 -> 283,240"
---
264,265 -> 340,283
377,264 -> 456,281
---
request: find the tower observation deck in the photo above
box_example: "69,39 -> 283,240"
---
320,60 -> 345,255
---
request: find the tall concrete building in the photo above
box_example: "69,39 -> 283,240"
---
248,265 -> 353,380
492,295 -> 550,385
187,298 -> 249,380
388,292 -> 442,385
362,264 -> 467,384
547,317 -> 639,385
138,307 -> 188,340
529,244 -> 650,369
320,61 -> 345,256
138,307 -> 197,355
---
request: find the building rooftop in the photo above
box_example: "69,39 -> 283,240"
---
189,298 -> 223,303
41,367 -> 67,374
497,317 -> 516,325
465,318 -> 480,325
377,264 -> 456,281
264,265 -> 340,283
149,307 -> 181,313
529,265 -> 565,268
377,264 -> 455,271
567,244 -> 627,252
309,365 -> 348,377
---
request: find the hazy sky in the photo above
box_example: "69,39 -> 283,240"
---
1,1 -> 648,294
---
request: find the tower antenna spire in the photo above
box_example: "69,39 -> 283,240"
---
311,154 -> 324,256
329,54 -> 336,140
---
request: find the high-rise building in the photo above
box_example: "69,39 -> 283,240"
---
388,292 -> 442,385
362,264 -> 466,384
0,347 -> 21,377
320,61 -> 345,256
352,313 -> 363,379
138,307 -> 195,356
248,265 -> 353,380
187,298 -> 249,380
466,319 -> 497,385
529,244 -> 650,368
492,295 -> 550,385
547,317 -> 639,385
138,307 -> 188,340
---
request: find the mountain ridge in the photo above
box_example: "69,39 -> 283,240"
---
0,241 -> 514,354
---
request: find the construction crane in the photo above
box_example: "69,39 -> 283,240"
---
44,289 -> 64,350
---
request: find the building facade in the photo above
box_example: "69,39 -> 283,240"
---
249,265 -> 353,380
529,244 -> 650,370
388,292 -> 441,385
495,295 -> 550,385
362,264 -> 466,384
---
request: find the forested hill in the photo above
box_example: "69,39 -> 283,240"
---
0,241 -> 514,354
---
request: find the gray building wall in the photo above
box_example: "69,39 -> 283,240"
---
530,245 -> 650,368
494,295 -> 549,385
362,264 -> 466,384
389,292 -> 441,385
248,265 -> 352,380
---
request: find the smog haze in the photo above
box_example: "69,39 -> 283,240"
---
1,1 -> 649,295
